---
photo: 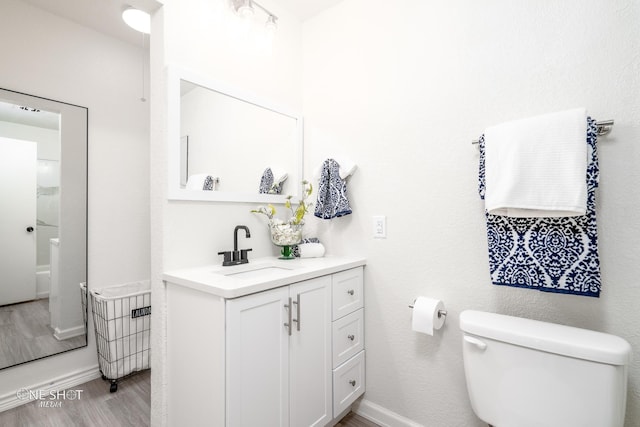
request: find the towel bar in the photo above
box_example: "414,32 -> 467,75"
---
471,119 -> 614,145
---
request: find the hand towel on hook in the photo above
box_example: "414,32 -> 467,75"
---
484,108 -> 588,217
314,158 -> 352,219
259,167 -> 288,194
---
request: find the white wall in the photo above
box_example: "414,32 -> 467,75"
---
0,121 -> 59,160
150,0 -> 302,424
159,0 -> 303,268
0,0 -> 150,400
302,0 -> 640,425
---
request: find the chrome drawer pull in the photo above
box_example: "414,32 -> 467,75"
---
284,297 -> 292,336
347,289 -> 355,296
349,380 -> 356,387
347,334 -> 355,341
292,293 -> 301,331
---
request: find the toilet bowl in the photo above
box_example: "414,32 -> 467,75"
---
460,310 -> 631,427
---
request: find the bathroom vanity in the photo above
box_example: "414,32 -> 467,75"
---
163,256 -> 366,427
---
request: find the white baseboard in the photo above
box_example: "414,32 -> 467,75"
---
0,365 -> 101,413
53,324 -> 85,340
35,270 -> 50,299
36,291 -> 50,299
353,399 -> 424,427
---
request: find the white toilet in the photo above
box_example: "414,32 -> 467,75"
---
460,310 -> 631,427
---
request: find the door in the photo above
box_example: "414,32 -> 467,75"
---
0,137 -> 37,305
289,276 -> 332,427
227,286 -> 290,427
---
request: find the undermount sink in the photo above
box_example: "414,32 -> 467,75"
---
217,262 -> 298,279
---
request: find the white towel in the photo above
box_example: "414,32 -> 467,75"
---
484,108 -> 588,217
298,242 -> 325,258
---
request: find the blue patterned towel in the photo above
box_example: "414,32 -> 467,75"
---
478,118 -> 601,297
258,168 -> 284,194
202,175 -> 215,191
314,159 -> 352,219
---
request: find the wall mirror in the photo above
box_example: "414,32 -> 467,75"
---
167,66 -> 303,203
0,87 -> 87,370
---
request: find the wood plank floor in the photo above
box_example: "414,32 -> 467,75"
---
0,299 -> 86,369
0,371 -> 150,427
0,370 -> 379,426
336,411 -> 381,426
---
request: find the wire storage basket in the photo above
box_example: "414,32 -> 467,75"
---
89,280 -> 151,393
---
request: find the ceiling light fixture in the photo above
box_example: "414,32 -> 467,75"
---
122,7 -> 151,34
231,0 -> 278,31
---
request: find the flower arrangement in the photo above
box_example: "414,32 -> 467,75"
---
252,181 -> 313,256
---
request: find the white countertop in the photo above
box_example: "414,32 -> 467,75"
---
163,256 -> 366,299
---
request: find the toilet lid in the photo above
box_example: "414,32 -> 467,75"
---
460,310 -> 631,366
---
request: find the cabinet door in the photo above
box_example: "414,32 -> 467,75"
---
289,276 -> 332,427
227,286 -> 290,427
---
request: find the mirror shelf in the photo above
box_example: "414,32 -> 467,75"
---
167,66 -> 304,203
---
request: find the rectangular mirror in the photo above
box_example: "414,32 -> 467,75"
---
0,87 -> 87,370
167,66 -> 303,203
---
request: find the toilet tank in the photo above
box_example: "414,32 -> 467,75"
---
460,310 -> 631,427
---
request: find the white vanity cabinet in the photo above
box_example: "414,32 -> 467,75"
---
226,276 -> 332,427
164,258 -> 365,427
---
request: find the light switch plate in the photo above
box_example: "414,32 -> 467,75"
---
373,215 -> 386,239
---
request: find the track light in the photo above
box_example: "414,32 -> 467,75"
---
237,0 -> 254,18
231,0 -> 278,33
265,14 -> 277,32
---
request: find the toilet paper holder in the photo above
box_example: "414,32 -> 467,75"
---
409,299 -> 448,322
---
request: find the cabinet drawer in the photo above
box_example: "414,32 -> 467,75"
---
332,267 -> 363,320
332,350 -> 365,417
332,308 -> 364,368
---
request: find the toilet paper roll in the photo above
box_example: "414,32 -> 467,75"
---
411,297 -> 446,335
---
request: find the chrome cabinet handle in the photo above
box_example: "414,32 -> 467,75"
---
349,380 -> 356,387
347,289 -> 354,296
284,297 -> 292,336
347,334 -> 355,341
292,293 -> 301,331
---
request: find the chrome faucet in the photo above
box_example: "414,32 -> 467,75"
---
218,225 -> 252,266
